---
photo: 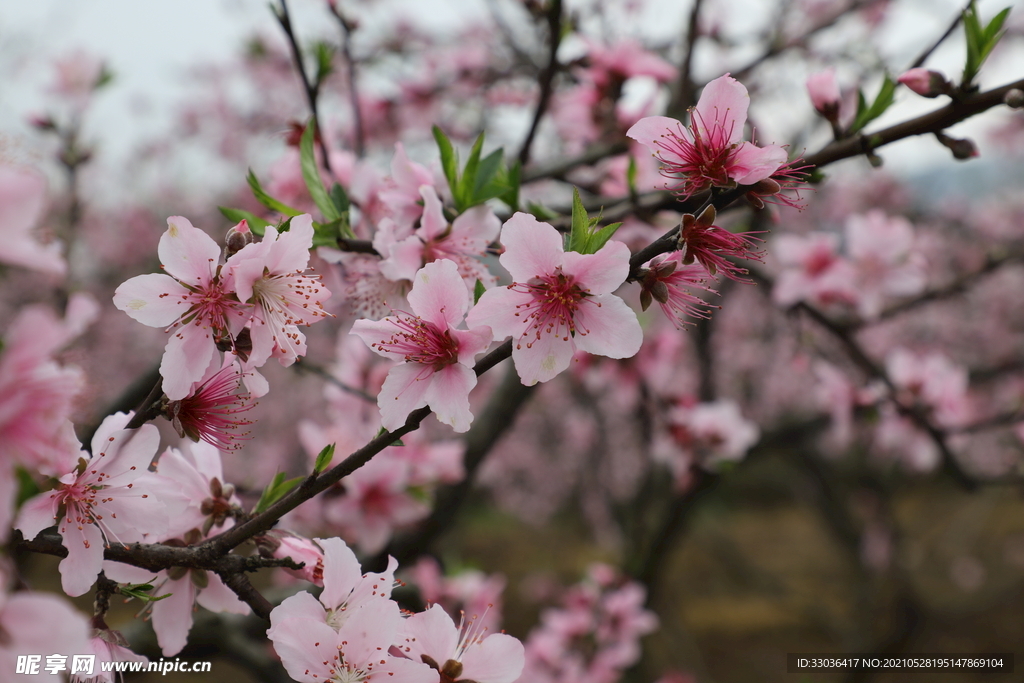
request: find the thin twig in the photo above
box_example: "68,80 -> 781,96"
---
517,0 -> 563,166
666,0 -> 704,119
327,2 -> 366,158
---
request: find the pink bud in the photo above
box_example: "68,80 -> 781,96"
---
897,68 -> 950,98
807,68 -> 841,119
224,219 -> 253,256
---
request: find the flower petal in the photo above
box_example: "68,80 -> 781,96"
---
560,240 -> 630,295
158,216 -> 219,287
572,294 -> 643,359
511,328 -> 575,385
694,74 -> 749,145
113,273 -> 190,327
461,633 -> 526,683
425,363 -> 477,433
729,142 -> 787,185
408,259 -> 470,328
378,362 -> 433,430
497,213 -> 563,283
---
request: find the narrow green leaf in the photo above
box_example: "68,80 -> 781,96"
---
330,183 -> 350,214
473,148 -> 505,198
849,75 -> 896,134
500,160 -> 521,211
314,443 -> 336,473
247,170 -> 302,216
374,426 -> 405,447
526,201 -> 560,221
589,222 -> 623,253
300,120 -> 340,222
473,279 -> 486,305
626,156 -> 638,195
313,41 -> 335,84
254,472 -> 303,514
218,207 -> 271,235
568,187 -> 590,253
433,125 -> 459,196
457,133 -> 486,211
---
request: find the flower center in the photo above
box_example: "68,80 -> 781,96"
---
512,268 -> 590,347
373,315 -> 459,370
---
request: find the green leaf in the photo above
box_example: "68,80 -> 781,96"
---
300,120 -> 341,222
473,279 -> 486,305
313,41 -> 335,84
314,443 -> 335,473
433,125 -> 459,195
218,207 -> 271,235
567,187 -> 590,253
962,2 -> 1010,85
119,580 -> 172,603
253,472 -> 304,514
14,466 -> 40,508
456,133 -> 486,211
849,74 -> 896,134
589,222 -> 623,253
247,170 -> 302,217
500,160 -> 521,211
526,201 -> 560,221
626,156 -> 638,196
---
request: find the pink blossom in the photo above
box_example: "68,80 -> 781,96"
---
379,143 -> 437,231
806,68 -> 841,119
626,74 -> 788,198
585,39 -> 676,87
165,359 -> 257,451
352,259 -> 493,432
638,252 -> 718,328
0,293 -> 97,478
885,348 -> 969,428
262,531 -> 326,585
15,412 -> 187,597
157,440 -> 241,539
772,232 -> 858,308
409,557 -> 507,634
268,600 -> 437,683
844,210 -> 925,318
0,587 -> 91,679
466,213 -> 642,386
397,603 -> 524,683
381,186 -> 501,288
321,453 -> 432,554
224,214 -> 332,367
677,206 -> 764,282
0,164 -> 66,276
114,216 -> 250,400
667,399 -> 760,470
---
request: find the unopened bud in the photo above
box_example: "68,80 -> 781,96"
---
225,219 -> 254,257
807,68 -> 842,121
1004,88 -> 1024,109
934,131 -> 978,160
28,113 -> 57,131
897,68 -> 952,98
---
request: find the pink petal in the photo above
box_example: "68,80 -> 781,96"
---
158,216 -> 219,286
571,294 -> 643,359
399,604 -> 458,664
694,74 -> 749,145
267,617 -> 342,683
14,492 -> 60,542
465,286 -> 533,341
425,364 -> 477,433
418,186 -> 448,240
375,656 -> 441,683
334,599 -> 401,667
378,362 -> 433,430
318,537 -> 363,609
351,317 -> 410,362
152,577 -> 196,656
379,235 -> 426,282
451,204 -> 501,246
511,328 -> 575,385
59,521 -> 104,596
460,633 -> 526,683
113,273 -> 192,327
196,573 -> 250,614
452,326 -> 493,366
497,213 -> 564,283
268,592 -> 327,639
560,241 -> 630,295
728,142 -> 787,185
264,214 -> 314,274
160,324 -> 219,401
407,259 -> 470,328
626,115 -> 689,154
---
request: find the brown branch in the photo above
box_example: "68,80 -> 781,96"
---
517,0 -> 563,166
327,2 -> 366,158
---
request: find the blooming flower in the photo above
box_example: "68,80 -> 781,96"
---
380,185 -> 501,288
676,206 -> 764,282
667,399 -> 760,470
352,258 -> 493,432
638,253 -> 718,328
15,412 -> 186,597
772,232 -> 858,308
113,216 -> 250,400
0,164 -> 66,276
224,214 -> 333,367
466,213 -> 643,386
397,604 -> 524,683
165,359 -> 256,451
626,74 -> 788,199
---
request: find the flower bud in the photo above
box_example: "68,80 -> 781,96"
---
934,131 -> 978,160
807,68 -> 842,121
897,68 -> 951,98
225,219 -> 254,257
1004,88 -> 1024,109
